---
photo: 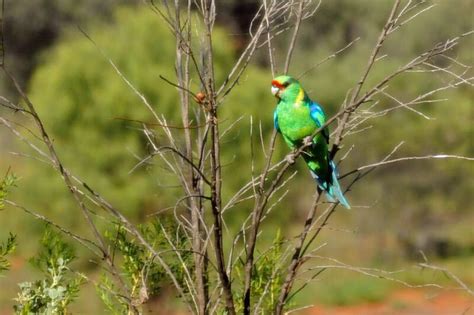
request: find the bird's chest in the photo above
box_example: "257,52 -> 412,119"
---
277,102 -> 317,142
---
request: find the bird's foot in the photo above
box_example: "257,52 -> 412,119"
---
285,152 -> 296,165
303,136 -> 313,146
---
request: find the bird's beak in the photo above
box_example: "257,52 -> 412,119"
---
271,86 -> 279,96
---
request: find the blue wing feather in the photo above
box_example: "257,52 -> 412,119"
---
309,101 -> 324,127
308,101 -> 329,142
273,110 -> 280,133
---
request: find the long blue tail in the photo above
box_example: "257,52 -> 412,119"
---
327,161 -> 350,209
311,161 -> 350,209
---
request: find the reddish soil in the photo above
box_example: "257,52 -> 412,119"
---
304,288 -> 473,315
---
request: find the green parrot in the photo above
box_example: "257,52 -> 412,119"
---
271,75 -> 350,209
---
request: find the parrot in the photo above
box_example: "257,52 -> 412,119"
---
271,75 -> 350,209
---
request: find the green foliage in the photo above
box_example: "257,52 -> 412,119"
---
97,218 -> 191,313
1,0 -> 138,98
29,227 -> 76,273
13,227 -> 83,314
0,171 -> 16,274
96,275 -> 124,315
234,231 -> 285,313
0,233 -> 16,274
0,170 -> 16,210
13,259 -> 83,315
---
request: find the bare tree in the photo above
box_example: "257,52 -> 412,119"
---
0,0 -> 472,314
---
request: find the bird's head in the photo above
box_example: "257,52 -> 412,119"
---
271,75 -> 301,101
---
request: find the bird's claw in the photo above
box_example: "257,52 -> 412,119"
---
286,152 -> 296,165
303,136 -> 313,146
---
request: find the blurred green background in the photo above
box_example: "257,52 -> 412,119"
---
0,0 -> 472,313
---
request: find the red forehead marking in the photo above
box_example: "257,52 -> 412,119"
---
271,80 -> 285,89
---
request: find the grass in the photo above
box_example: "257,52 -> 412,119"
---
292,269 -> 394,306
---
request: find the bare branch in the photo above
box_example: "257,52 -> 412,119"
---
419,263 -> 474,295
298,36 -> 360,79
6,200 -> 102,256
283,0 -> 306,74
342,154 -> 474,179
